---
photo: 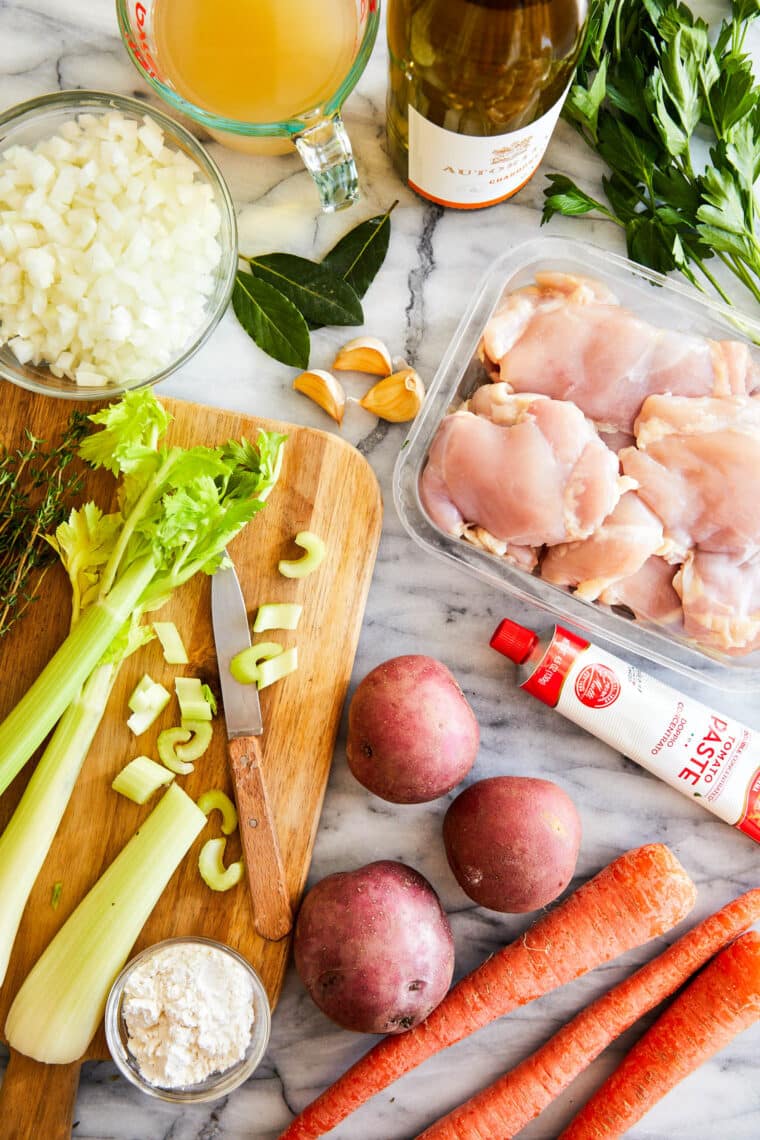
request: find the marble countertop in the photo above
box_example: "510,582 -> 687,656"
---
1,3 -> 759,1138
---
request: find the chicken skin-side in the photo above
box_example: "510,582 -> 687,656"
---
420,387 -> 625,550
479,273 -> 759,435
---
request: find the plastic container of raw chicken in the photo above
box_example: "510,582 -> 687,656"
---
393,235 -> 760,691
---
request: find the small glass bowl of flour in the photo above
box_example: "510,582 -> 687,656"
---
105,936 -> 271,1102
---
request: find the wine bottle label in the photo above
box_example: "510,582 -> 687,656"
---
407,94 -> 566,209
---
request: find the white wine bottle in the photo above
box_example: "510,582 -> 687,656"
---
386,0 -> 588,209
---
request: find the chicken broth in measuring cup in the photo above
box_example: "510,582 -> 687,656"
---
118,0 -> 379,211
154,0 -> 360,153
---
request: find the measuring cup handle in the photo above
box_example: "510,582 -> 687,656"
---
295,114 -> 360,212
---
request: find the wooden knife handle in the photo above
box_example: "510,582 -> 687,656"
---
228,735 -> 293,942
0,1051 -> 80,1140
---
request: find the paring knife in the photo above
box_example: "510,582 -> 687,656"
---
211,558 -> 293,942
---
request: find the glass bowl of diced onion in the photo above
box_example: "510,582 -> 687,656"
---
0,90 -> 237,400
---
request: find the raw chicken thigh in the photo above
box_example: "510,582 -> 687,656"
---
675,551 -> 760,655
540,492 -> 666,600
600,557 -> 683,630
480,273 -> 759,434
621,395 -> 760,559
421,269 -> 760,660
419,386 -> 623,549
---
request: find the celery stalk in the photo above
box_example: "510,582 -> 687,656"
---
0,662 -> 116,987
0,393 -> 286,1015
5,783 -> 206,1064
0,556 -> 155,797
0,395 -> 286,799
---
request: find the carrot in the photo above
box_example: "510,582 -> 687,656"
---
278,844 -> 696,1140
415,887 -> 760,1140
559,930 -> 760,1139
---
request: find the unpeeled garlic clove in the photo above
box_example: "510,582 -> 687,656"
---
293,369 -> 346,425
332,336 -> 393,376
359,368 -> 426,423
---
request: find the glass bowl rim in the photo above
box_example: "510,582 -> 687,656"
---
0,89 -> 238,400
104,934 -> 271,1103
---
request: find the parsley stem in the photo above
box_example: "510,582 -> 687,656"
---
691,256 -> 733,307
721,252 -> 760,306
700,79 -> 720,139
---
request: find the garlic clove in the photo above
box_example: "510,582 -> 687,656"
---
293,369 -> 346,425
332,336 -> 393,376
359,368 -> 426,423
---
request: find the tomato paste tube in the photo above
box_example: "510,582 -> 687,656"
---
490,618 -> 760,845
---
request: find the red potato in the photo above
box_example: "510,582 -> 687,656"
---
443,776 -> 582,913
346,655 -> 479,803
293,860 -> 455,1034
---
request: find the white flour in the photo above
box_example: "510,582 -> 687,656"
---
121,943 -> 255,1088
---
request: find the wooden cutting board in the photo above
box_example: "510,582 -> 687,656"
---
0,384 -> 383,1138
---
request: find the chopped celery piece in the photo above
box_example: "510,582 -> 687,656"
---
151,622 -> 189,665
253,603 -> 303,633
257,646 -> 298,690
157,728 -> 194,776
198,837 -> 243,892
127,706 -> 166,737
197,789 -> 238,835
176,720 -> 213,761
126,675 -> 170,736
127,674 -> 168,714
157,721 -> 212,774
5,784 -> 206,1064
230,642 -> 283,685
278,531 -> 326,579
112,756 -> 174,804
175,677 -> 215,722
51,882 -> 62,910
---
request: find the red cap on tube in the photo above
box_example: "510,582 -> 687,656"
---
490,618 -> 539,664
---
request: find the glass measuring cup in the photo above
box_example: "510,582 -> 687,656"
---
116,0 -> 380,212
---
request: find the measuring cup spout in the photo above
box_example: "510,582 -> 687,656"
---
295,114 -> 359,212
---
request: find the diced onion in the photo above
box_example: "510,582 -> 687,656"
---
0,110 -> 223,386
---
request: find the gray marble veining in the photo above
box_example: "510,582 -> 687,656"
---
1,2 -> 759,1138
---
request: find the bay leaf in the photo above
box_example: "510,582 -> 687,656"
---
232,270 -> 310,369
322,201 -> 397,299
245,253 -> 363,327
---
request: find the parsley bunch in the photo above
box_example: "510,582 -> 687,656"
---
543,0 -> 760,314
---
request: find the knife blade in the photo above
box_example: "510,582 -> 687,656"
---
211,560 -> 292,941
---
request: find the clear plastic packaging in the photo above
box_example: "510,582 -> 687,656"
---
393,236 -> 760,691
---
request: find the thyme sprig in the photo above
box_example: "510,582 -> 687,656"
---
0,413 -> 88,637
